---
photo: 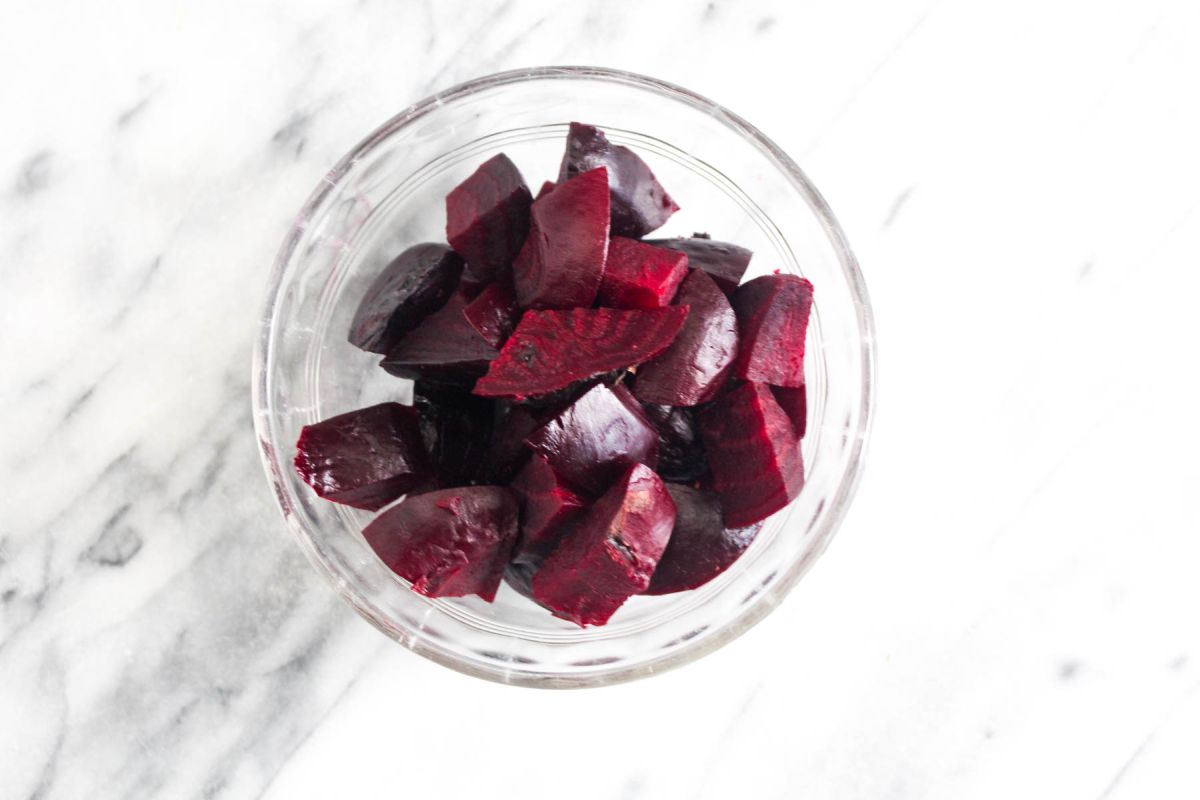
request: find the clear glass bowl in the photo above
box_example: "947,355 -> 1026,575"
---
252,66 -> 875,688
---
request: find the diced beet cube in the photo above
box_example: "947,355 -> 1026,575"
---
535,180 -> 556,200
524,383 -> 658,495
647,236 -> 752,296
731,274 -> 814,388
347,244 -> 464,354
771,384 -> 807,439
697,382 -> 804,527
645,484 -> 763,595
633,269 -> 738,406
640,403 -> 709,483
445,153 -> 532,283
413,382 -> 495,487
510,454 -> 588,564
532,464 -> 676,626
362,486 -> 518,601
512,166 -> 611,309
380,293 -> 498,385
558,122 -> 679,238
293,402 -> 432,511
473,306 -> 688,399
597,236 -> 689,309
462,279 -> 520,349
481,403 -> 543,483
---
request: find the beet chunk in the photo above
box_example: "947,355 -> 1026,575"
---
473,306 -> 688,399
524,383 -> 658,495
731,274 -> 814,388
532,464 -> 676,626
512,166 -> 610,309
380,293 -> 498,385
771,384 -> 807,439
510,454 -> 588,565
462,278 -> 520,349
558,122 -> 679,238
633,269 -> 738,406
363,486 -> 518,601
445,153 -> 532,283
413,382 -> 495,487
647,236 -> 752,296
597,237 -> 689,309
640,403 -> 709,483
348,244 -> 464,354
535,180 -> 556,200
293,402 -> 432,511
645,484 -> 763,595
697,382 -> 804,527
481,403 -> 543,483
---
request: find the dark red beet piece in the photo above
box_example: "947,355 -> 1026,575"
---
481,403 -> 543,483
293,403 -> 432,511
633,269 -> 738,406
473,306 -> 688,399
771,384 -> 807,439
413,382 -> 495,487
380,293 -> 498,385
348,244 -> 464,354
462,279 -> 520,349
697,382 -> 804,527
535,180 -> 556,200
640,403 -> 709,483
510,454 -> 588,565
647,236 -> 752,296
558,122 -> 679,238
532,464 -> 676,626
731,274 -> 814,388
363,486 -> 518,601
524,383 -> 658,495
597,236 -> 689,309
645,484 -> 763,595
445,153 -> 532,283
512,166 -> 610,309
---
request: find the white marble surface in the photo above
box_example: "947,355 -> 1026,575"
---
3,0 -> 1200,797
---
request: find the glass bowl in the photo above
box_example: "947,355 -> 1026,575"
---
252,66 -> 875,688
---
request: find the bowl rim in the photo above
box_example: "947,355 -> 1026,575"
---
252,65 -> 876,688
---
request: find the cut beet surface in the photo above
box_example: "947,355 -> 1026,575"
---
473,306 -> 688,399
597,236 -> 689,309
363,486 -> 518,602
640,403 -> 709,483
697,381 -> 804,527
771,384 -> 807,439
510,454 -> 588,565
380,293 -> 498,385
524,383 -> 659,496
645,484 -> 762,595
647,236 -> 752,296
445,153 -> 532,283
512,166 -> 610,309
413,381 -> 495,487
633,269 -> 739,406
731,274 -> 814,388
348,244 -> 464,354
294,403 -> 432,511
559,122 -> 679,238
462,278 -> 520,349
532,464 -> 676,626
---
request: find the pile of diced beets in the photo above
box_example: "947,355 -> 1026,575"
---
293,123 -> 812,626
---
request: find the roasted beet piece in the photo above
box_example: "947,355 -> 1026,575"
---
413,382 -> 495,487
647,236 -> 752,296
473,306 -> 688,399
445,154 -> 532,283
771,384 -> 807,439
535,180 -> 556,200
524,383 -> 658,495
597,236 -> 689,309
481,403 -> 543,483
363,486 -> 518,601
348,244 -> 464,354
532,464 -> 676,626
558,122 -> 679,238
731,274 -> 814,387
462,279 -> 520,349
633,269 -> 738,406
293,403 -> 431,511
380,293 -> 498,385
645,484 -> 762,595
698,382 -> 804,527
640,403 -> 709,483
512,166 -> 611,309
510,454 -> 588,564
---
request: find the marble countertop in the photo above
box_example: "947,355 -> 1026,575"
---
3,0 -> 1199,797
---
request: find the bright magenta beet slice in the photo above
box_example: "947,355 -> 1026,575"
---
363,486 -> 518,601
473,306 -> 688,399
597,236 -> 689,309
731,274 -> 814,387
462,279 -> 520,349
413,382 -> 495,487
697,382 -> 804,527
558,122 -> 679,238
445,154 -> 532,283
525,383 -> 659,495
647,235 -> 752,296
645,484 -> 763,595
510,454 -> 588,565
512,166 -> 610,309
640,403 -> 709,483
348,244 -> 464,354
532,464 -> 676,626
771,384 -> 807,439
380,293 -> 498,385
293,402 -> 432,511
633,269 -> 738,406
